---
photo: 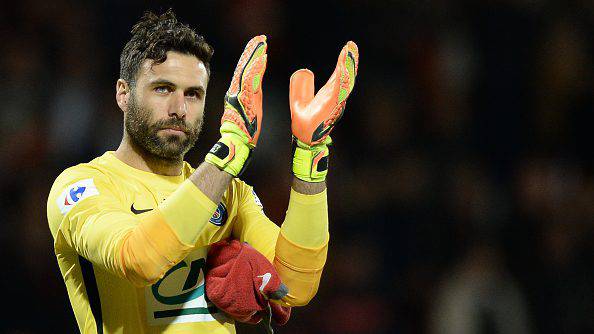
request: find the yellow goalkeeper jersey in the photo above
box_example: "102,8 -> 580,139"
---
47,151 -> 328,334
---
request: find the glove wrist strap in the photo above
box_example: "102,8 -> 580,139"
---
205,124 -> 253,177
291,137 -> 331,183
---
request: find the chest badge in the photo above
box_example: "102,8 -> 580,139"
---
209,203 -> 228,226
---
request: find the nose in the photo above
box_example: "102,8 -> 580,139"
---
168,91 -> 187,119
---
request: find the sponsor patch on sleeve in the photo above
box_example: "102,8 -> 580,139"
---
57,178 -> 99,215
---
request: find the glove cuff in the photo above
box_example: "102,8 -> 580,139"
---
292,137 -> 331,183
205,123 -> 253,177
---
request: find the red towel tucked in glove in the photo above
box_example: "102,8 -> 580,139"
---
205,239 -> 291,325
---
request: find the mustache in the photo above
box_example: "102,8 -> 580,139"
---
153,119 -> 191,133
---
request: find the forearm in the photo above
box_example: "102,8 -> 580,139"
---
189,162 -> 233,203
155,162 -> 231,246
281,177 -> 328,247
269,39 -> 358,306
291,177 -> 325,195
273,177 -> 329,306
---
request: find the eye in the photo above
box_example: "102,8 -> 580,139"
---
154,86 -> 171,94
186,90 -> 203,100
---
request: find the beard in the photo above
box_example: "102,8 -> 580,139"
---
124,93 -> 203,162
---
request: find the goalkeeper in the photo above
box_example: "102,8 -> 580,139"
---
46,9 -> 358,334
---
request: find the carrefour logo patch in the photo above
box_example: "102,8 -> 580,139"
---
57,178 -> 99,215
209,202 -> 227,226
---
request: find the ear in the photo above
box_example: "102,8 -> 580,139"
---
116,79 -> 130,112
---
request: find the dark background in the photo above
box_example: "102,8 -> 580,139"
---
1,0 -> 593,333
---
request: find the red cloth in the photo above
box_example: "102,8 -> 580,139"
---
205,239 -> 291,325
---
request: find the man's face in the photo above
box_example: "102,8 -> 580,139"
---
125,51 -> 209,161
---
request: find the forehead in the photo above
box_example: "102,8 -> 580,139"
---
137,51 -> 208,87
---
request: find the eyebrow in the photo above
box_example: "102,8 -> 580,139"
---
149,79 -> 205,93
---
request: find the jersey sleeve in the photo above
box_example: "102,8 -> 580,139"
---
47,165 -> 218,286
232,181 -> 329,307
231,181 -> 280,262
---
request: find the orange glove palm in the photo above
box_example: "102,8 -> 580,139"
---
289,42 -> 359,182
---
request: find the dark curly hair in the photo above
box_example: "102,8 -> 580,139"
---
119,9 -> 214,86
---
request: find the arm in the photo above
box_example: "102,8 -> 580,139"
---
273,178 -> 329,306
47,167 -> 220,287
119,163 -> 232,286
292,178 -> 326,194
231,177 -> 329,307
275,41 -> 359,306
279,178 -> 327,248
47,163 -> 232,287
236,41 -> 359,306
230,178 -> 327,307
190,162 -> 232,202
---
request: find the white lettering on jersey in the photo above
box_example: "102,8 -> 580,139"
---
252,188 -> 263,210
57,178 -> 99,215
145,250 -> 228,326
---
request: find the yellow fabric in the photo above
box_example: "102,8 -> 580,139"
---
121,210 -> 193,286
281,188 -> 328,247
274,231 -> 329,306
47,152 -> 235,333
46,151 -> 329,333
232,183 -> 280,263
159,179 -> 218,245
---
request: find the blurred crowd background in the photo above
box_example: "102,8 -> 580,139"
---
1,0 -> 593,333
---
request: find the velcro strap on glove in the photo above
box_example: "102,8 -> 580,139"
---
292,137 -> 332,183
205,123 -> 253,177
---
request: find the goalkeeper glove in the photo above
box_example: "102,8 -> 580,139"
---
205,35 -> 268,176
290,41 -> 359,182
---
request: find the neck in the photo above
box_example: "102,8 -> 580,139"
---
114,134 -> 183,176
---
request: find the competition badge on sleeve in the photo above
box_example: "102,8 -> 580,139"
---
57,178 -> 100,214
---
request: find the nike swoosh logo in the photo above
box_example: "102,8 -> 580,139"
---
130,203 -> 153,215
257,272 -> 272,293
